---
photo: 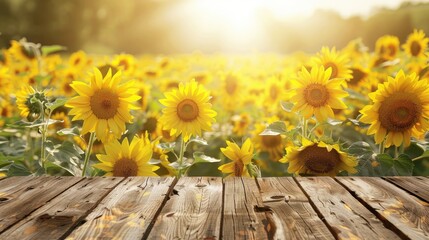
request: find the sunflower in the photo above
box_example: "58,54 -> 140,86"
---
375,35 -> 400,60
65,68 -> 140,143
218,138 -> 254,177
263,76 -> 284,113
8,40 -> 36,61
159,79 -> 216,142
231,113 -> 252,136
74,133 -> 105,154
280,138 -> 357,176
360,70 -> 429,147
252,120 -> 285,161
311,47 -> 352,81
93,135 -> 159,177
138,82 -> 151,112
0,67 -> 11,96
220,71 -> 244,111
16,86 -> 50,120
69,50 -> 88,69
289,66 -> 349,122
402,29 -> 429,58
112,54 -> 136,75
140,111 -> 162,140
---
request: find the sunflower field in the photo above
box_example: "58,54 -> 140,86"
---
1,31 -> 429,178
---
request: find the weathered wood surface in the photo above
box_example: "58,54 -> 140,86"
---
338,177 -> 429,240
297,177 -> 400,239
0,176 -> 427,239
385,176 -> 429,203
223,177 -> 269,240
67,177 -> 175,240
0,176 -> 82,233
148,177 -> 222,240
257,177 -> 334,240
0,177 -> 122,240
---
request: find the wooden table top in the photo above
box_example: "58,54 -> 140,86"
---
0,176 -> 428,239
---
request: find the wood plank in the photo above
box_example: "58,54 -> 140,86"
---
297,177 -> 400,239
65,177 -> 175,240
338,177 -> 429,240
148,177 -> 222,240
0,176 -> 82,233
223,177 -> 268,240
0,177 -> 123,240
257,177 -> 334,240
385,176 -> 429,203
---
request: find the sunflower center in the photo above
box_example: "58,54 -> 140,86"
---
118,59 -> 129,70
349,68 -> 367,86
325,62 -> 338,78
143,117 -> 158,133
113,158 -> 138,177
177,99 -> 199,122
225,76 -> 238,95
304,84 -> 329,107
270,85 -> 279,100
299,145 -> 341,174
378,95 -> 421,132
388,44 -> 397,57
90,89 -> 120,119
410,41 -> 422,56
234,159 -> 244,177
261,135 -> 282,148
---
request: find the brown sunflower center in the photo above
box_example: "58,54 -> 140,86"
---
261,135 -> 282,148
349,68 -> 367,86
388,44 -> 397,57
118,59 -> 129,70
90,89 -> 120,119
113,158 -> 138,177
410,41 -> 422,56
143,117 -> 158,133
270,85 -> 279,100
234,159 -> 244,177
378,96 -> 421,132
304,84 -> 329,107
324,62 -> 338,78
177,99 -> 199,122
299,145 -> 341,174
225,76 -> 238,95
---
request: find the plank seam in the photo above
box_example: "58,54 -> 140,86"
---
141,177 -> 179,240
293,177 -> 340,240
333,177 -> 410,240
382,177 -> 429,204
219,178 -> 225,240
0,177 -> 85,235
59,177 -> 127,240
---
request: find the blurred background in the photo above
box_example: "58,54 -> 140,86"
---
1,0 -> 429,54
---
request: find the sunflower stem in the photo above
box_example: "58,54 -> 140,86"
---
39,103 -> 47,174
177,136 -> 186,178
82,132 -> 96,177
379,140 -> 385,154
399,143 -> 405,155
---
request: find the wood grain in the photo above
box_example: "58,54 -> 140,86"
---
0,177 -> 122,240
257,177 -> 334,239
0,176 -> 82,233
223,177 -> 268,240
338,177 -> 429,240
148,177 -> 222,240
384,176 -> 429,203
65,177 -> 175,240
297,177 -> 400,239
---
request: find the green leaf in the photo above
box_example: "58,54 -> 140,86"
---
41,45 -> 66,56
187,136 -> 208,145
7,119 -> 61,128
57,127 -> 80,136
412,150 -> 429,161
377,153 -> 413,176
280,101 -> 294,112
260,121 -> 287,136
46,98 -> 67,111
169,160 -> 192,170
7,163 -> 32,176
193,151 -> 221,163
157,142 -> 176,151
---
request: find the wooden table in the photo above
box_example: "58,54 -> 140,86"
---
0,176 -> 428,239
